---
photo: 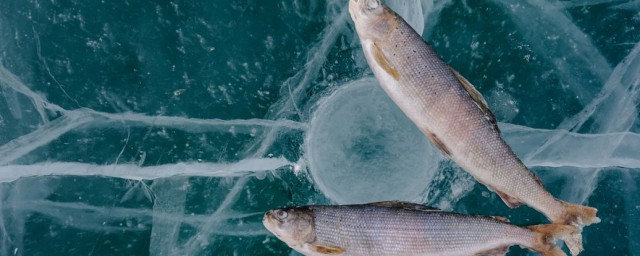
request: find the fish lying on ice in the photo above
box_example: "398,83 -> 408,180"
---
348,0 -> 599,233
263,201 -> 581,256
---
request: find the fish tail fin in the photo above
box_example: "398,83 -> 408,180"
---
555,200 -> 600,228
527,224 -> 581,256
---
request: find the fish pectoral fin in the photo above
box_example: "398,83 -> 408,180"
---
368,201 -> 442,211
371,42 -> 400,80
449,67 -> 500,133
309,243 -> 345,254
426,132 -> 451,157
494,189 -> 524,208
474,246 -> 509,256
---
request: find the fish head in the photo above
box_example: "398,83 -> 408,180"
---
349,0 -> 396,40
263,207 -> 316,248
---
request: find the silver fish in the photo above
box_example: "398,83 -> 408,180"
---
348,0 -> 599,234
263,201 -> 581,256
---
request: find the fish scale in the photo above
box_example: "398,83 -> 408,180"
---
311,205 -> 532,256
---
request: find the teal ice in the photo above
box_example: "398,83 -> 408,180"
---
0,0 -> 639,255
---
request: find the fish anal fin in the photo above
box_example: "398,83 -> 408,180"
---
426,132 -> 451,157
475,246 -> 509,256
449,67 -> 500,133
485,185 -> 523,208
371,42 -> 400,80
309,243 -> 345,254
494,189 -> 524,208
368,201 -> 441,211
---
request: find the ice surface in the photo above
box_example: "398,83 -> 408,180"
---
558,0 -> 640,10
0,178 -> 59,255
559,0 -> 629,8
246,0 -> 450,157
0,158 -> 295,183
503,123 -> 640,168
523,39 -> 640,204
0,65 -> 64,122
612,0 -> 640,9
0,0 -> 639,255
386,0 -> 453,37
493,0 -> 612,105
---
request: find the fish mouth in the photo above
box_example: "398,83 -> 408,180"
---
348,0 -> 358,16
348,0 -> 363,24
349,0 -> 383,25
262,211 -> 276,231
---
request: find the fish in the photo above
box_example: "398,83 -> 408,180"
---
263,201 -> 582,256
348,0 -> 599,231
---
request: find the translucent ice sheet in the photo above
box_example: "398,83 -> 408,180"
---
1,0 -> 639,255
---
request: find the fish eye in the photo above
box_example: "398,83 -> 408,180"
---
366,0 -> 379,9
276,210 -> 288,220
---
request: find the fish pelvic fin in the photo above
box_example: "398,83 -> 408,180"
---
426,132 -> 451,157
308,243 -> 345,255
474,245 -> 508,256
527,224 -> 580,256
554,200 -> 600,229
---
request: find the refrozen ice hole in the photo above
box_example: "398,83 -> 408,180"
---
306,77 -> 441,204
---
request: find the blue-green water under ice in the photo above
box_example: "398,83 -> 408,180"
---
1,0 -> 639,255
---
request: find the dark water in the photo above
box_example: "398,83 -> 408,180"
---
0,0 -> 639,255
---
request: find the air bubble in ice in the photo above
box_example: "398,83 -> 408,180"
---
306,78 -> 441,204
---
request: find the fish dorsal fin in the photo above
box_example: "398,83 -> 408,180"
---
371,42 -> 400,80
449,67 -> 500,133
474,246 -> 509,256
368,201 -> 441,211
531,172 -> 544,187
309,243 -> 345,254
491,216 -> 510,223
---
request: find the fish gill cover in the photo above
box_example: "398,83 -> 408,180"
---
0,0 -> 638,255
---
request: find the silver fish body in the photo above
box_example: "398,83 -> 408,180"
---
263,202 -> 578,256
348,0 -> 598,232
312,205 -> 530,255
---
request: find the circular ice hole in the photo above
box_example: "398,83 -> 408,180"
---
306,77 -> 441,204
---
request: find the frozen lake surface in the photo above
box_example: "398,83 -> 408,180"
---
1,0 -> 639,255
